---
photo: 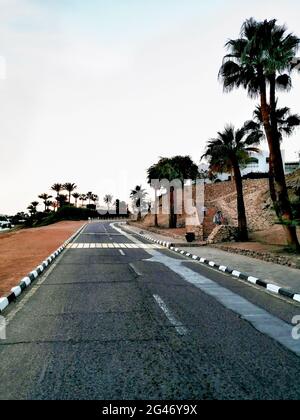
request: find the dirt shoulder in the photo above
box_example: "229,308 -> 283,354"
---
0,221 -> 85,297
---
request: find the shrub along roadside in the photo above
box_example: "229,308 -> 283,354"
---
32,206 -> 98,227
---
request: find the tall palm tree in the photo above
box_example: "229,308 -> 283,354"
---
219,18 -> 300,249
51,183 -> 63,210
202,125 -> 261,241
244,105 -> 300,201
27,205 -> 36,216
92,194 -> 99,206
86,192 -> 93,206
147,156 -> 199,228
44,200 -> 53,212
48,201 -> 56,212
130,186 -> 147,222
104,194 -> 113,212
57,194 -> 67,208
27,201 -> 39,216
246,105 -> 300,142
72,193 -> 80,208
38,193 -> 53,212
79,194 -> 87,207
64,183 -> 77,205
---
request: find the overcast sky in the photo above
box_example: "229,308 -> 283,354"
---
0,0 -> 299,215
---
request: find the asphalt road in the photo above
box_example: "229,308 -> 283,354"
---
0,221 -> 300,400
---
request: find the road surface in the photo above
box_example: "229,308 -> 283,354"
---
0,221 -> 300,400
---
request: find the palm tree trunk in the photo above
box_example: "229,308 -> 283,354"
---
268,156 -> 277,203
169,186 -> 176,229
56,194 -> 60,211
153,189 -> 159,227
268,76 -> 300,250
232,159 -> 248,241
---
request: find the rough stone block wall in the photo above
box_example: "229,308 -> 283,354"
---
204,179 -> 276,232
207,225 -> 239,244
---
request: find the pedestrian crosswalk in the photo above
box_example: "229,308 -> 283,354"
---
66,243 -> 163,250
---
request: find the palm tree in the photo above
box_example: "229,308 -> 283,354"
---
79,194 -> 87,207
244,105 -> 300,201
38,193 -> 53,212
72,193 -> 80,207
86,192 -> 93,206
147,156 -> 199,228
219,18 -> 300,249
51,183 -> 63,209
63,183 -> 77,205
202,125 -> 261,241
130,186 -> 147,222
104,194 -> 113,212
48,201 -> 56,212
91,194 -> 99,209
44,200 -> 53,212
246,105 -> 300,142
27,201 -> 39,216
27,205 -> 36,216
57,194 -> 67,208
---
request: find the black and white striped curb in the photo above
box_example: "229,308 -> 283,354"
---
133,229 -> 300,305
0,224 -> 86,313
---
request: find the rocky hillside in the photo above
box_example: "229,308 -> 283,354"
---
139,172 -> 300,244
205,179 -> 274,232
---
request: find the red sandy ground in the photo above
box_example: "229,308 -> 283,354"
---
0,221 -> 85,297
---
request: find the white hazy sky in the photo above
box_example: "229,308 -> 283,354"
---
0,0 -> 299,214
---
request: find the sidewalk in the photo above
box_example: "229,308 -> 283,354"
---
127,224 -> 300,295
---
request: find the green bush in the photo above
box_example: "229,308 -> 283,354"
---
34,206 -> 98,227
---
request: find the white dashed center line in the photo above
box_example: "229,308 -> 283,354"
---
119,249 -> 125,256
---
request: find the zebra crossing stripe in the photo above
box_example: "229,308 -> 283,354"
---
65,242 -> 164,250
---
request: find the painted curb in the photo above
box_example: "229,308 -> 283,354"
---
129,227 -> 300,305
0,224 -> 86,313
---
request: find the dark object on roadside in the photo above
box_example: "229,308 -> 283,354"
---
242,172 -> 269,180
185,232 -> 195,243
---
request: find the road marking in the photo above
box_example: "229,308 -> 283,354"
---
67,243 -> 162,249
119,250 -> 125,256
129,263 -> 142,277
153,294 -> 188,336
112,223 -> 300,357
